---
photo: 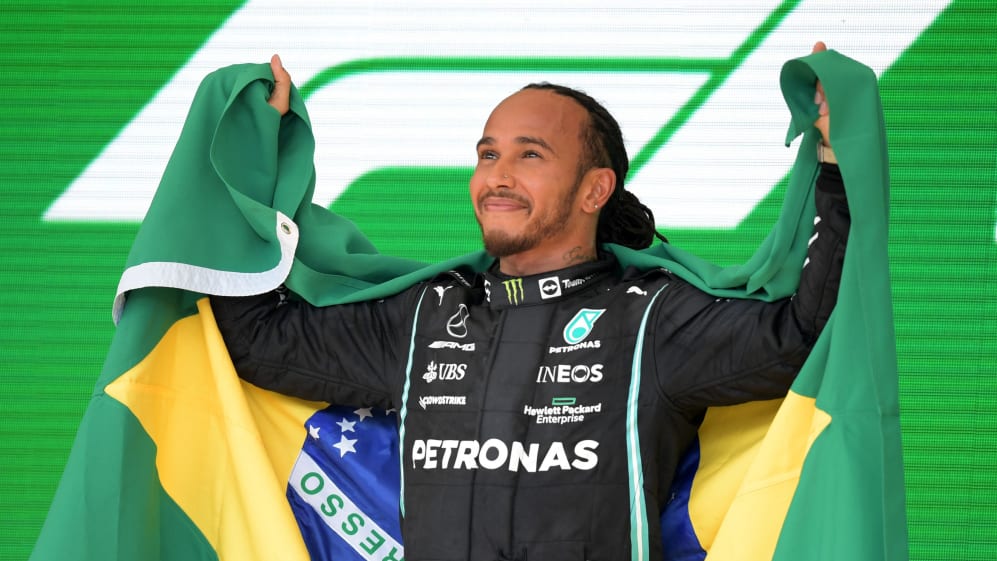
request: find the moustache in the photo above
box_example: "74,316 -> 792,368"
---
477,190 -> 530,208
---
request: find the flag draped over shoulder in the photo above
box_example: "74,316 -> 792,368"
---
31,51 -> 905,561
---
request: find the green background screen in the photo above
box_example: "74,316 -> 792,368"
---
2,1 -> 995,559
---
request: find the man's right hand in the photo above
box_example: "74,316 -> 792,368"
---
811,41 -> 830,146
268,54 -> 291,116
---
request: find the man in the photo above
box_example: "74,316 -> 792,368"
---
213,42 -> 846,560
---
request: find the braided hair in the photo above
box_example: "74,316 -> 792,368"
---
521,83 -> 668,249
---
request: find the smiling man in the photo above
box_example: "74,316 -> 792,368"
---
472,85 -> 618,273
212,43 -> 849,560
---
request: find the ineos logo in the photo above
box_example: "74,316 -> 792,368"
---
535,364 -> 604,383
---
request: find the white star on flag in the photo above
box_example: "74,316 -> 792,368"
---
354,407 -> 374,422
336,418 -> 357,433
332,435 -> 358,458
308,424 -> 321,440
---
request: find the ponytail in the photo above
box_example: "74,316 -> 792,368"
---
597,189 -> 667,249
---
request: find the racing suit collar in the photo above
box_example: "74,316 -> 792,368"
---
481,255 -> 616,309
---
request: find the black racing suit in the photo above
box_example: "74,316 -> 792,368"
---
213,164 -> 848,561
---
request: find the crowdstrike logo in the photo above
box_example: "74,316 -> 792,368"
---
418,395 -> 467,410
503,278 -> 524,305
410,438 -> 599,472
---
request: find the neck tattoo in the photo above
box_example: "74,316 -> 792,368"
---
563,246 -> 596,266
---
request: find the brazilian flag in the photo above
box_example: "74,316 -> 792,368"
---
31,51 -> 904,561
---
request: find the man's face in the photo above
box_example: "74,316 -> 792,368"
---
470,89 -> 589,258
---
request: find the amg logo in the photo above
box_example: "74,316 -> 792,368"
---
428,340 -> 476,351
536,364 -> 604,383
418,395 -> 467,410
410,439 -> 599,472
548,340 -> 602,354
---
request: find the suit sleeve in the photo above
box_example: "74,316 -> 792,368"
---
210,287 -> 418,409
652,163 -> 849,414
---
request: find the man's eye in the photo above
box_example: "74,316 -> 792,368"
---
523,151 -> 541,159
479,150 -> 497,160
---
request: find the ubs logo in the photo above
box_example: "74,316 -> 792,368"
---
422,361 -> 468,384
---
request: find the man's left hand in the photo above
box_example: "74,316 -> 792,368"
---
811,41 -> 831,147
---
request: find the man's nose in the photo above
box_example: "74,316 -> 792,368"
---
486,162 -> 513,189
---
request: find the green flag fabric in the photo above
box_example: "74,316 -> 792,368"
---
32,50 -> 904,560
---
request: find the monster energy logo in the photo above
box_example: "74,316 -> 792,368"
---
503,278 -> 525,305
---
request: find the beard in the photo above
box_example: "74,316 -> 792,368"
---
477,179 -> 581,258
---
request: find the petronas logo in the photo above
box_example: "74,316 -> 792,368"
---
563,309 -> 605,345
503,278 -> 524,305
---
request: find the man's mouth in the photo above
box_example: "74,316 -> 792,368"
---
480,195 -> 529,213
